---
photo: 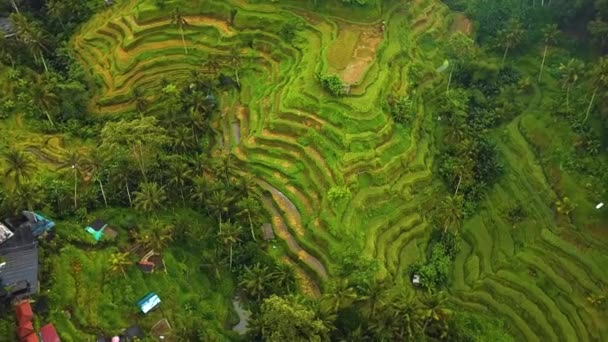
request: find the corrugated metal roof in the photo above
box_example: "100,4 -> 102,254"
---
0,243 -> 38,296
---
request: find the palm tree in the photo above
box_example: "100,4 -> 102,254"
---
149,219 -> 175,252
538,24 -> 559,82
171,127 -> 196,153
558,58 -> 585,110
109,251 -> 131,278
240,262 -> 272,301
166,158 -> 192,204
133,88 -> 148,116
584,57 -> 608,123
11,14 -> 50,72
191,175 -> 211,209
321,279 -> 357,313
271,263 -> 295,294
2,148 -> 35,188
388,293 -> 422,340
110,156 -> 136,207
236,195 -> 261,241
418,292 -> 451,338
61,149 -> 83,210
12,181 -> 42,212
497,19 -> 525,63
133,182 -> 167,212
217,220 -> 243,270
172,8 -> 189,54
439,194 -> 464,233
86,150 -> 109,207
207,189 -> 233,231
30,74 -> 59,126
358,280 -> 386,319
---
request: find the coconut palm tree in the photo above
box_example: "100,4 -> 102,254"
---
12,181 -> 42,212
85,150 -> 109,207
133,182 -> 167,212
558,58 -> 585,110
358,280 -> 387,319
61,149 -> 83,210
236,195 -> 261,241
584,57 -> 608,123
207,189 -> 233,231
538,24 -> 559,82
497,19 -> 525,63
109,251 -> 131,278
10,14 -> 50,72
439,194 -> 464,233
2,148 -> 35,188
321,279 -> 358,313
240,262 -> 272,301
388,293 -> 423,340
172,8 -> 189,54
30,74 -> 59,126
228,48 -> 242,88
166,158 -> 192,204
271,263 -> 295,294
418,292 -> 451,338
190,175 -> 211,209
217,220 -> 242,270
171,127 -> 196,154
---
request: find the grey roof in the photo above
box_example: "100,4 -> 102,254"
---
0,225 -> 38,296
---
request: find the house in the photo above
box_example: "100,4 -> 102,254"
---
6,211 -> 56,238
39,324 -> 60,342
14,300 -> 39,342
0,221 -> 39,297
137,292 -> 161,314
85,219 -> 117,242
122,325 -> 144,341
262,223 -> 275,241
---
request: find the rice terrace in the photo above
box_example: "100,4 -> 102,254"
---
0,0 -> 607,341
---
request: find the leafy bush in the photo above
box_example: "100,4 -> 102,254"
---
315,73 -> 346,96
387,95 -> 413,125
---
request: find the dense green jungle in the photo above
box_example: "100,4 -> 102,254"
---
0,0 -> 607,341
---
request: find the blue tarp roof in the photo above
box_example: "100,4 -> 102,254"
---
137,292 -> 161,314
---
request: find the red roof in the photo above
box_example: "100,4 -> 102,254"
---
17,321 -> 35,340
22,332 -> 39,342
15,301 -> 34,326
40,324 -> 60,342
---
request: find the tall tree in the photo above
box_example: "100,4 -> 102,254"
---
30,74 -> 59,126
132,88 -> 148,116
258,295 -> 330,342
60,150 -> 84,210
538,24 -> 559,82
321,279 -> 357,313
240,262 -> 273,301
165,157 -> 192,204
584,57 -> 608,123
86,150 -> 109,207
217,220 -> 242,270
172,8 -> 189,54
497,19 -> 525,63
558,58 -> 585,110
439,194 -> 464,233
418,292 -> 451,338
133,182 -> 167,212
10,14 -> 50,72
207,189 -> 233,231
2,148 -> 35,188
236,195 -> 261,241
100,117 -> 169,180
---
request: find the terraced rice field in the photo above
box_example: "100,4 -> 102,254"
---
72,0 -> 608,339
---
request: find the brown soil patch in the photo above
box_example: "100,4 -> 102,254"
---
340,25 -> 383,85
450,13 -> 473,35
281,256 -> 320,298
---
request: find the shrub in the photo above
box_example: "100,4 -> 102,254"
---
315,73 -> 346,96
387,95 -> 413,125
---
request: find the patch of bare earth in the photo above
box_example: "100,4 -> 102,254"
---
450,13 -> 473,35
340,25 -> 383,85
